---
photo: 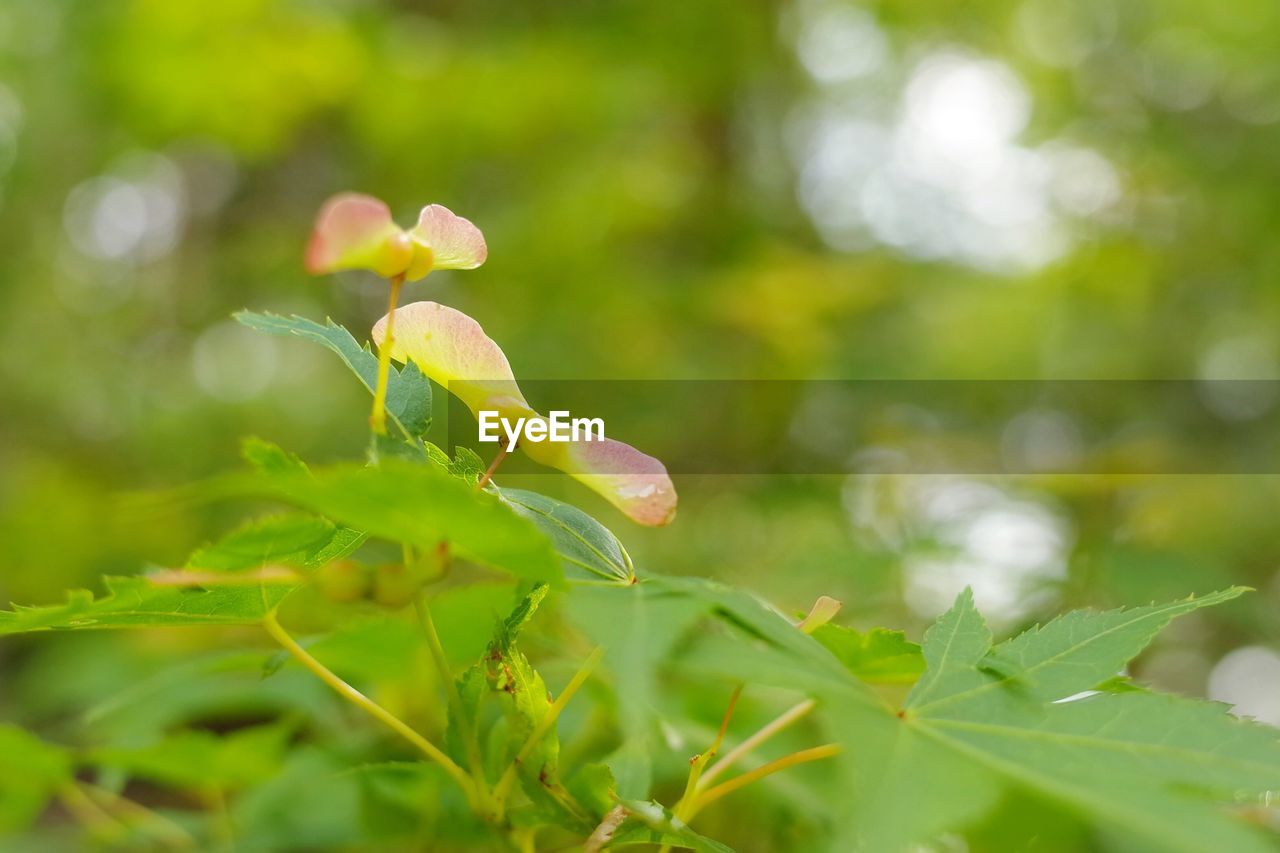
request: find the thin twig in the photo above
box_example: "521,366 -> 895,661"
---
262,609 -> 475,801
476,445 -> 509,490
698,699 -> 816,790
674,684 -> 742,815
687,744 -> 841,819
712,685 -> 743,753
662,684 -> 744,851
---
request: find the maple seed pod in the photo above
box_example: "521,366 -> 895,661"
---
304,194 -> 413,278
371,301 -> 678,526
305,194 -> 488,282
315,559 -> 370,604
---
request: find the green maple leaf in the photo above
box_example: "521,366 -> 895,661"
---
810,624 -> 924,684
835,587 -> 1280,852
239,461 -> 563,586
499,487 -> 635,584
0,575 -> 295,634
235,311 -> 432,438
576,579 -> 1279,850
131,459 -> 564,586
570,575 -> 850,799
185,512 -> 364,572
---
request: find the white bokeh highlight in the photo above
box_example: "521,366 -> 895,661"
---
786,2 -> 1122,272
63,152 -> 187,263
1208,646 -> 1280,727
844,474 -> 1071,625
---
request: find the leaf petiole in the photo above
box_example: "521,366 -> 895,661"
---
261,608 -> 476,804
686,743 -> 841,820
697,698 -> 816,790
659,685 -> 744,851
370,273 -> 406,435
414,591 -> 487,796
671,684 -> 742,824
476,445 -> 509,490
668,695 -> 832,832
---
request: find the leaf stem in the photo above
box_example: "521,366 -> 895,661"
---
712,685 -> 743,753
671,684 -> 742,825
476,445 -> 509,490
262,608 -> 475,801
491,646 -> 605,805
697,699 -> 816,790
686,743 -> 841,819
370,273 -> 405,435
414,592 -> 485,789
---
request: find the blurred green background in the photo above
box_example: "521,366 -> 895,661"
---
3,0 -> 1280,840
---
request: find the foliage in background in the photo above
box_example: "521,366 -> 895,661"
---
1,298 -> 1278,849
2,0 -> 1280,849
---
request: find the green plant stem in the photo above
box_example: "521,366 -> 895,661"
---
697,698 -> 816,790
412,594 -> 464,724
656,685 -> 744,852
370,273 -> 405,435
262,608 -> 475,802
491,646 -> 605,806
414,592 -> 485,791
685,743 -> 841,819
671,684 -> 742,825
